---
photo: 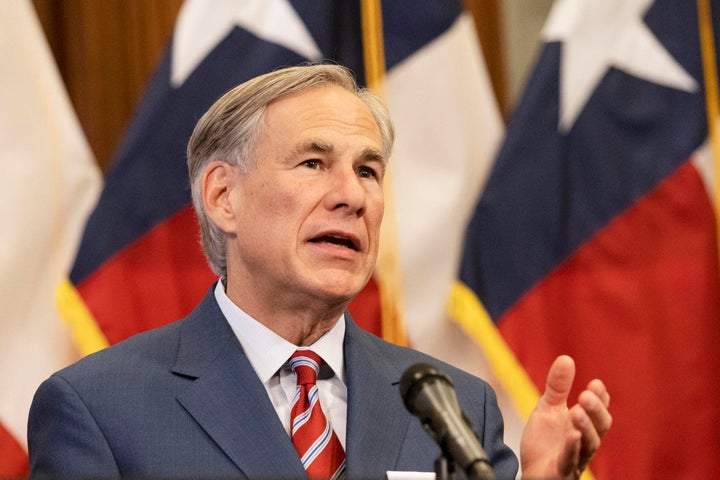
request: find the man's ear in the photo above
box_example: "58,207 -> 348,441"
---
201,161 -> 237,234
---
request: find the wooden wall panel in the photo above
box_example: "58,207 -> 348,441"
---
31,0 -> 504,172
32,0 -> 182,171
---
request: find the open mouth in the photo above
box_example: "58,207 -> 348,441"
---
310,234 -> 359,251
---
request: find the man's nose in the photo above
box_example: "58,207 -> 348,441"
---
324,167 -> 367,216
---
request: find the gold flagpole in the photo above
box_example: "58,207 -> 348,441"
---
698,0 -> 720,263
360,0 -> 407,346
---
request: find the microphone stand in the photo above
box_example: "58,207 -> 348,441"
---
434,448 -> 495,480
434,453 -> 458,480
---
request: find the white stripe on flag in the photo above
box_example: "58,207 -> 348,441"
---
384,11 -> 524,457
0,0 -> 101,450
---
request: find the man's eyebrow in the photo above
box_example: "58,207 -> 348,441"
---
360,147 -> 386,165
288,141 -> 386,165
282,141 -> 333,165
293,140 -> 333,156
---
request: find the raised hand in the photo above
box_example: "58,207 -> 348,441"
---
520,355 -> 612,479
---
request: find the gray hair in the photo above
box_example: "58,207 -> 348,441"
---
187,64 -> 395,277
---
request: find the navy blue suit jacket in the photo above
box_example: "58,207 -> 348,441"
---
28,288 -> 518,478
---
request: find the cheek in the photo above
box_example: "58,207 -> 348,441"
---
367,192 -> 385,228
250,182 -> 309,238
265,186 -> 304,216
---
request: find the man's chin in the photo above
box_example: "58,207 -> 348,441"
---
311,280 -> 367,308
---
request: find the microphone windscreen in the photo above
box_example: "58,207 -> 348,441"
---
399,363 -> 453,413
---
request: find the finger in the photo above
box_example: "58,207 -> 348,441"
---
587,378 -> 611,408
579,389 -> 613,438
541,355 -> 576,407
570,404 -> 601,470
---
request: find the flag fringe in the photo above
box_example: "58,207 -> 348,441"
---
448,281 -> 539,418
448,281 -> 596,480
56,279 -> 109,356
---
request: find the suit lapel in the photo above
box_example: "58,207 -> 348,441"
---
170,293 -> 414,479
343,316 -> 412,479
171,292 -> 305,479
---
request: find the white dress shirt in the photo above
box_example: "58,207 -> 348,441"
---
213,280 -> 348,447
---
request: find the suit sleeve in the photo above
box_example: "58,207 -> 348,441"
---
475,382 -> 519,479
445,369 -> 518,479
28,374 -> 121,478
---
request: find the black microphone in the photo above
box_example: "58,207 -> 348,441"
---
400,363 -> 495,480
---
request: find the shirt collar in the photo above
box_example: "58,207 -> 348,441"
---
213,280 -> 346,384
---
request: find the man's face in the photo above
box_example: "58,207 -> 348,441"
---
224,85 -> 385,312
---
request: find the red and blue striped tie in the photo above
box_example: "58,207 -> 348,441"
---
290,350 -> 346,479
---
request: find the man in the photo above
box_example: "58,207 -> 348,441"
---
28,64 -> 611,479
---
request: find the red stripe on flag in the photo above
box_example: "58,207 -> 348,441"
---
76,207 -> 217,344
499,161 -> 720,479
78,206 -> 383,345
349,274 -> 382,337
0,422 -> 28,478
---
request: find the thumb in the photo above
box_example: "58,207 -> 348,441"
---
541,355 -> 576,408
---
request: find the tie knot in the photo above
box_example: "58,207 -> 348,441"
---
290,350 -> 322,385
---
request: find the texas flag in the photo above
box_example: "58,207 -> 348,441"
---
454,0 -> 720,478
0,0 -> 101,475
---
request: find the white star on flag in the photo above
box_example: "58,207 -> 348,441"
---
543,0 -> 698,131
170,0 -> 323,88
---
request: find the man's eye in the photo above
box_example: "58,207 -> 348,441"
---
357,166 -> 377,179
302,159 -> 320,169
